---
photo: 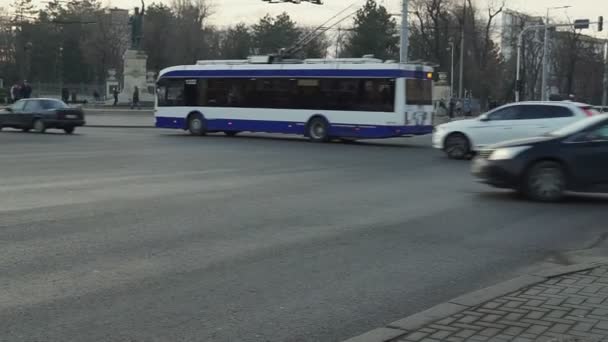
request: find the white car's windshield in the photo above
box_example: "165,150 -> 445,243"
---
548,114 -> 608,137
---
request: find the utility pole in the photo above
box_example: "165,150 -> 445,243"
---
458,0 -> 465,99
400,0 -> 408,63
58,46 -> 63,94
603,40 -> 608,107
449,41 -> 455,98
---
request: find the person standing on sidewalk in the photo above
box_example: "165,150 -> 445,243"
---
463,92 -> 472,117
448,97 -> 455,119
131,86 -> 140,109
113,88 -> 119,106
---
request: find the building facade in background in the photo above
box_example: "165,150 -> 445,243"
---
500,9 -> 544,61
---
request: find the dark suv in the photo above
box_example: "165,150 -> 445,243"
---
0,98 -> 85,134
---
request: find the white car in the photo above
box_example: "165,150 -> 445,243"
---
433,101 -> 600,159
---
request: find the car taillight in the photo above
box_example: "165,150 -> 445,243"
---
582,108 -> 596,117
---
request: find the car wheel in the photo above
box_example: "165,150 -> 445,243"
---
64,127 -> 75,134
308,117 -> 330,142
33,120 -> 46,133
524,161 -> 566,202
188,114 -> 206,136
224,131 -> 239,136
444,133 -> 470,159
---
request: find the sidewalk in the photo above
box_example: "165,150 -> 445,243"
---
347,263 -> 608,342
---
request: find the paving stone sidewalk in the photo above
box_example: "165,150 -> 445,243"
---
393,265 -> 608,342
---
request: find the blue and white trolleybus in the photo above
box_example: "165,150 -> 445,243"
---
155,56 -> 434,141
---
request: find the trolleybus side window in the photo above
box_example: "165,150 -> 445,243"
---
157,79 -> 185,107
157,77 -> 396,112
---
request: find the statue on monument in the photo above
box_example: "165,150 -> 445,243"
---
129,0 -> 145,50
116,0 -> 152,105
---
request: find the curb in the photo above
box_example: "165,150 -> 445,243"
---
343,261 -> 603,342
85,125 -> 155,129
84,108 -> 154,112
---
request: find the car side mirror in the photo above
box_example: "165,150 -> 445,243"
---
479,114 -> 489,122
5,107 -> 12,112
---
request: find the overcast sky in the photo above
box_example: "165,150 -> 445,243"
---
145,0 -> 603,29
2,0 -> 607,37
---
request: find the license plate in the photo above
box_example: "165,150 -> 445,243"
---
66,114 -> 78,119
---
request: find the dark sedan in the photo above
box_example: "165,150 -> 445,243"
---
472,114 -> 608,201
0,98 -> 85,134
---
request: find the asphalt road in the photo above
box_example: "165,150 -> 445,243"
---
1,126 -> 607,342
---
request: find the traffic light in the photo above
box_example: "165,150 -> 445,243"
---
599,16 -> 604,32
574,19 -> 590,30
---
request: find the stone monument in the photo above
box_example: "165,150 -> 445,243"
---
117,1 -> 154,104
106,68 -> 119,97
434,72 -> 451,101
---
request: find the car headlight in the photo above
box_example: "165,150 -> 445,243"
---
489,146 -> 531,160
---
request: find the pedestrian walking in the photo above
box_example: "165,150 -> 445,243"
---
455,99 -> 463,117
113,88 -> 119,106
20,80 -> 32,99
437,99 -> 447,118
448,97 -> 455,119
10,83 -> 19,103
463,96 -> 472,117
131,86 -> 140,109
62,88 -> 69,103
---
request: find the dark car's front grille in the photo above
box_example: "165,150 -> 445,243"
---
477,149 -> 494,159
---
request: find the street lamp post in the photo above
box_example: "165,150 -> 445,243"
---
24,41 -> 32,81
400,0 -> 409,63
541,6 -> 571,101
58,46 -> 64,95
603,40 -> 608,107
448,41 -> 455,98
458,0 -> 466,99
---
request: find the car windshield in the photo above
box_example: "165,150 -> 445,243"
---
547,114 -> 608,137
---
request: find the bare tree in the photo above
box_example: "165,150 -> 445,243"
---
170,0 -> 215,64
551,28 -> 604,102
481,0 -> 504,68
410,0 -> 452,64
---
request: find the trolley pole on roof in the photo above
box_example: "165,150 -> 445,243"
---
399,0 -> 409,63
